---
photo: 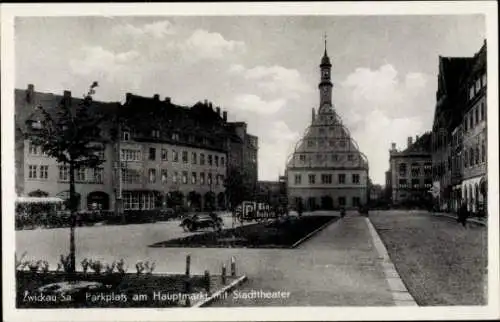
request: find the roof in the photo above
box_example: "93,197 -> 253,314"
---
399,132 -> 432,155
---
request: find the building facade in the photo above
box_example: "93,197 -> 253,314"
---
461,42 -> 487,214
286,43 -> 369,210
16,85 -> 258,212
388,134 -> 433,207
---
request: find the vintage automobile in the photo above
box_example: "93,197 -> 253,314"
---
179,213 -> 223,232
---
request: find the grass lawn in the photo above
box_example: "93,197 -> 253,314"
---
150,216 -> 337,249
17,271 -> 238,308
370,211 -> 487,306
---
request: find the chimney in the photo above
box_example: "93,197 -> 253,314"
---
222,111 -> 227,122
63,90 -> 71,106
216,107 -> 221,116
391,142 -> 396,151
312,108 -> 316,122
407,136 -> 413,148
153,94 -> 160,101
204,99 -> 208,105
164,97 -> 171,104
26,84 -> 34,103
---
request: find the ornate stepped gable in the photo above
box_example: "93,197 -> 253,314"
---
287,110 -> 368,169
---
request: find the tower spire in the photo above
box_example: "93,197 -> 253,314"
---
324,32 -> 327,55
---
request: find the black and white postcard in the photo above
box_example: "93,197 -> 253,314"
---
1,2 -> 499,321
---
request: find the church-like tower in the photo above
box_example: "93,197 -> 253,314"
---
285,38 -> 369,211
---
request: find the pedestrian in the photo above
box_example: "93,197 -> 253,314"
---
297,200 -> 303,217
457,201 -> 469,228
340,207 -> 346,218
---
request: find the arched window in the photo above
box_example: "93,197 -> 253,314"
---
464,150 -> 468,168
469,147 -> 474,166
475,147 -> 480,165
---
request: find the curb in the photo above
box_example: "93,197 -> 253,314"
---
365,218 -> 418,307
192,275 -> 248,307
291,216 -> 340,248
432,213 -> 486,226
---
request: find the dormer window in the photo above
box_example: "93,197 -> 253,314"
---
122,131 -> 130,141
151,130 -> 160,138
482,73 -> 487,87
469,86 -> 475,100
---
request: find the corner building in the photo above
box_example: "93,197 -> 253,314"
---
286,44 -> 369,210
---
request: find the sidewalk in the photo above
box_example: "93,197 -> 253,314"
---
211,213 -> 396,306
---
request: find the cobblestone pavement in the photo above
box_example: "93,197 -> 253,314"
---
369,210 -> 488,306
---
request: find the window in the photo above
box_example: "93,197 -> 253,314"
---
348,154 -> 354,161
172,171 -> 178,183
121,149 -> 142,161
216,175 -> 220,186
481,102 -> 485,121
208,155 -> 213,166
221,157 -> 225,167
464,115 -> 468,132
173,150 -> 179,162
76,168 -> 86,182
29,142 -> 39,155
470,147 -> 474,166
149,148 -> 156,161
475,147 -> 480,165
411,179 -> 420,189
338,174 -> 346,184
399,163 -> 407,177
200,153 -> 205,165
338,197 -> 346,206
411,163 -> 421,177
123,192 -> 156,210
308,174 -> 316,184
148,168 -> 156,183
352,174 -> 360,184
92,168 -> 103,183
329,139 -> 335,147
181,151 -> 188,163
319,128 -> 325,135
482,73 -> 487,87
424,179 -> 432,189
58,166 -> 68,181
464,150 -> 468,168
38,165 -> 48,180
339,140 -> 346,148
172,133 -> 179,141
475,78 -> 481,93
399,179 -> 408,189
182,171 -> 188,184
294,174 -> 302,184
469,86 -> 475,100
122,131 -> 130,141
352,197 -> 360,207
331,154 -> 338,162
482,141 -> 486,163
208,173 -> 212,185
469,112 -> 473,129
161,149 -> 168,161
95,149 -> 105,161
307,140 -> 314,148
122,169 -> 141,184
215,156 -> 219,167
192,152 -> 197,164
161,169 -> 168,184
151,130 -> 160,138
191,172 -> 197,184
28,165 -> 37,179
200,172 -> 205,185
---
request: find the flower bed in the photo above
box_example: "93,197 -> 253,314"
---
150,215 -> 337,249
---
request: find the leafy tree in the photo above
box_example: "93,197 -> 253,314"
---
224,166 -> 252,210
28,82 -> 106,273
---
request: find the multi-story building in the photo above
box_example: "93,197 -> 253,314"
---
15,85 -> 258,212
388,134 -> 433,207
256,180 -> 287,207
430,40 -> 487,214
461,41 -> 487,214
286,42 -> 369,210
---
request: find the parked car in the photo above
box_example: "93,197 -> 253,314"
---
179,213 -> 223,232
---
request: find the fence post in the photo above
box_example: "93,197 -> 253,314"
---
204,270 -> 211,295
221,264 -> 227,284
230,256 -> 236,277
184,278 -> 191,307
185,254 -> 191,276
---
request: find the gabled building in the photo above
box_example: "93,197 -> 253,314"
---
286,42 -> 369,210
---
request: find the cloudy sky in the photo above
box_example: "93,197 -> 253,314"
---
15,15 -> 485,184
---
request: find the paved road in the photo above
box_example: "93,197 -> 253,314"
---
369,210 -> 488,305
16,210 -> 393,306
